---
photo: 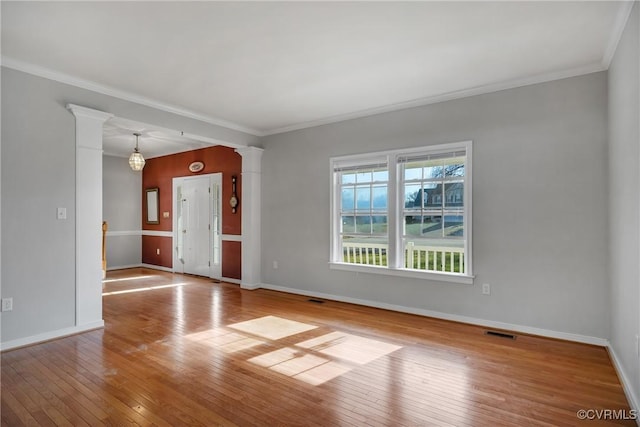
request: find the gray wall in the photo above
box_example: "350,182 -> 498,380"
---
103,155 -> 142,269
1,67 -> 77,340
608,3 -> 639,408
261,72 -> 609,339
0,67 -> 257,344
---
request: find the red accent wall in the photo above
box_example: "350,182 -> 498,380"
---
141,146 -> 242,279
222,241 -> 242,280
141,235 -> 173,268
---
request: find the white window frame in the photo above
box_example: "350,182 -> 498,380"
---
329,141 -> 473,285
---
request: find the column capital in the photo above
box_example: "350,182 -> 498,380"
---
235,146 -> 263,174
66,104 -> 113,122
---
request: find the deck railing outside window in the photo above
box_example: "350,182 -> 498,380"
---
342,241 -> 464,274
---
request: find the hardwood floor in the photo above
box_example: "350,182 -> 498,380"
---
1,268 -> 635,426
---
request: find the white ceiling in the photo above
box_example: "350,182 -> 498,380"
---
1,1 -> 632,147
102,117 -> 214,159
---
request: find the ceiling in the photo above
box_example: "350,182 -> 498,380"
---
1,1 -> 632,148
102,117 -> 214,159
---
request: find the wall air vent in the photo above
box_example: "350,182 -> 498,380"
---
485,330 -> 516,340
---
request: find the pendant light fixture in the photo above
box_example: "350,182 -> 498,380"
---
128,132 -> 145,171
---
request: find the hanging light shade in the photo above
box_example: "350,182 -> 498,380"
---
129,133 -> 145,171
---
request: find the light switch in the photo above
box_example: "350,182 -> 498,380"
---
57,207 -> 67,220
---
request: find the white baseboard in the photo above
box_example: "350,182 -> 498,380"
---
108,265 -> 242,283
107,264 -> 174,273
257,282 -> 609,347
607,344 -> 640,423
241,281 -> 262,290
107,263 -> 143,271
140,263 -> 173,273
0,320 -> 105,352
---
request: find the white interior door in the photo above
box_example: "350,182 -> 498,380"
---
173,174 -> 222,278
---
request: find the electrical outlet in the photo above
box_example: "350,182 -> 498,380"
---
273,261 -> 278,269
2,298 -> 13,312
482,283 -> 491,295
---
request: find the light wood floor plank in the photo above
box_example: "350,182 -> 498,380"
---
2,268 -> 635,426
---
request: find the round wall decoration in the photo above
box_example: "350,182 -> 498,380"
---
188,161 -> 205,173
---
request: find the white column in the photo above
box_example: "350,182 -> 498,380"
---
67,104 -> 113,328
235,147 -> 263,290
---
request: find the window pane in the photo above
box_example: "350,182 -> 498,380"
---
421,215 -> 443,238
372,215 -> 388,233
444,182 -> 463,208
444,214 -> 464,238
404,215 -> 423,237
341,216 -> 355,233
404,183 -> 421,208
445,162 -> 465,177
404,165 -> 422,180
342,173 -> 356,184
355,186 -> 371,210
341,236 -> 388,266
341,187 -> 355,212
372,170 -> 388,182
356,171 -> 372,183
404,215 -> 445,237
355,215 -> 372,233
372,185 -> 387,210
425,185 -> 442,208
424,162 -> 444,179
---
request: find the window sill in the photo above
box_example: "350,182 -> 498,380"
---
329,262 -> 474,285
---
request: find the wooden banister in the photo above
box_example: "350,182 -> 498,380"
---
102,221 -> 108,279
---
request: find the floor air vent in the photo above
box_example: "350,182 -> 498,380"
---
485,330 -> 516,340
308,298 -> 325,304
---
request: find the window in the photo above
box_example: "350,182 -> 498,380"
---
330,141 -> 472,284
337,159 -> 389,267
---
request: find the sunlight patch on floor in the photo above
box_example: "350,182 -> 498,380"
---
102,275 -> 156,283
248,347 -> 351,386
295,360 -> 352,386
102,282 -> 192,296
296,331 -> 402,365
185,327 -> 265,354
186,315 -> 402,386
227,315 -> 317,340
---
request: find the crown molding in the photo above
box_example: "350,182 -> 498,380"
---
1,56 -> 263,137
2,55 -> 609,139
262,62 -> 606,136
601,0 -> 636,69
